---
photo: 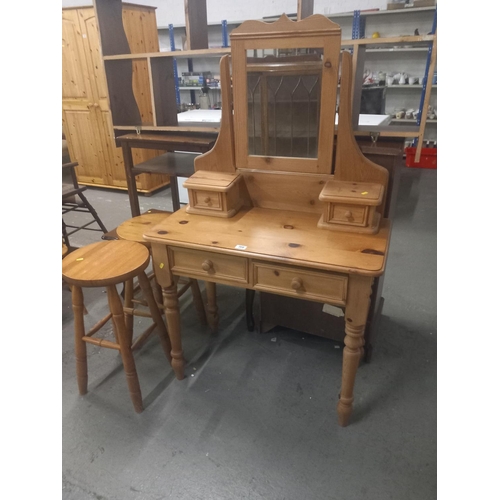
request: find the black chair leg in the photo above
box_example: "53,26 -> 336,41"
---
246,289 -> 255,332
77,192 -> 108,234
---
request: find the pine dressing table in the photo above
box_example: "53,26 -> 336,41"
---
144,15 -> 391,426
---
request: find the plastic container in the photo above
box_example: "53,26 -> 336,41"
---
405,147 -> 437,169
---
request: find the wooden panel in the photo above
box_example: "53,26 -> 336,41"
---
184,0 -> 208,50
319,180 -> 384,205
150,58 -> 179,127
122,5 -> 159,126
94,0 -> 142,126
252,261 -> 347,305
334,51 -> 389,215
169,247 -> 248,284
132,58 -> 155,125
79,9 -> 108,100
122,5 -> 159,53
103,59 -> 142,126
239,170 -> 330,214
184,170 -> 240,191
62,106 -> 108,185
62,8 -> 92,99
194,55 -> 236,172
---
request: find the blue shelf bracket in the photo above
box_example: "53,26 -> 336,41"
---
169,24 -> 181,107
222,20 -> 229,48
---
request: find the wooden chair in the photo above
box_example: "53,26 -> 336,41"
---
62,240 -> 172,413
62,161 -> 108,248
114,210 -> 208,327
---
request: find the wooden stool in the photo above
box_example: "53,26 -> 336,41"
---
62,240 -> 172,413
116,211 -> 207,326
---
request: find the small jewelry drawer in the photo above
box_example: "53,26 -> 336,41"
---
327,203 -> 368,226
183,171 -> 243,218
252,262 -> 347,305
192,190 -> 222,210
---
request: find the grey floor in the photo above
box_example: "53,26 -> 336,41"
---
62,165 -> 437,500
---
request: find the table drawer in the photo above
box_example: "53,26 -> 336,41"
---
169,247 -> 248,284
328,203 -> 368,226
192,190 -> 222,210
252,262 -> 347,305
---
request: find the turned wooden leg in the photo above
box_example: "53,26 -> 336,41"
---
137,271 -> 172,363
71,285 -> 88,395
163,284 -> 185,380
107,284 -> 143,413
123,279 -> 134,336
205,281 -> 219,333
337,275 -> 373,427
189,279 -> 208,326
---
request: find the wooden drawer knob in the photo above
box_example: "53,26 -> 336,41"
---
204,197 -> 211,204
201,259 -> 213,272
291,277 -> 303,290
344,210 -> 353,220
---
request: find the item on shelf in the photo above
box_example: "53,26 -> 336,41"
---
363,69 -> 376,85
394,109 -> 406,119
408,76 -> 418,85
372,31 -> 380,38
181,71 -> 213,87
378,71 -> 386,85
427,105 -> 436,120
399,72 -> 407,85
405,109 -> 414,119
387,75 -> 395,86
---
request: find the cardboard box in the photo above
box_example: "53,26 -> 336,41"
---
413,0 -> 436,7
387,2 -> 406,9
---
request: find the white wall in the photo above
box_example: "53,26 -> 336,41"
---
61,1 -> 388,28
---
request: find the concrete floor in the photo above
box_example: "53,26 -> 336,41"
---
62,165 -> 437,500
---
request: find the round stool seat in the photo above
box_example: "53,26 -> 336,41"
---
62,240 -> 150,287
116,212 -> 172,247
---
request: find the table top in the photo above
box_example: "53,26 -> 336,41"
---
144,207 -> 390,276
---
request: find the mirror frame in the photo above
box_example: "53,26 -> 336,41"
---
230,14 -> 341,174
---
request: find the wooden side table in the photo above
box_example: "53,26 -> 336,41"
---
116,133 -> 217,216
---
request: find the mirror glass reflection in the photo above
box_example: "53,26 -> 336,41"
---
246,48 -> 323,158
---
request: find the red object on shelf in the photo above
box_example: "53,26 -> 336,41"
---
405,147 -> 437,169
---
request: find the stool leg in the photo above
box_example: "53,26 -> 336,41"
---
123,279 -> 135,336
137,271 -> 172,363
71,285 -> 88,395
163,283 -> 185,380
189,279 -> 208,326
107,284 -> 143,413
153,278 -> 164,310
